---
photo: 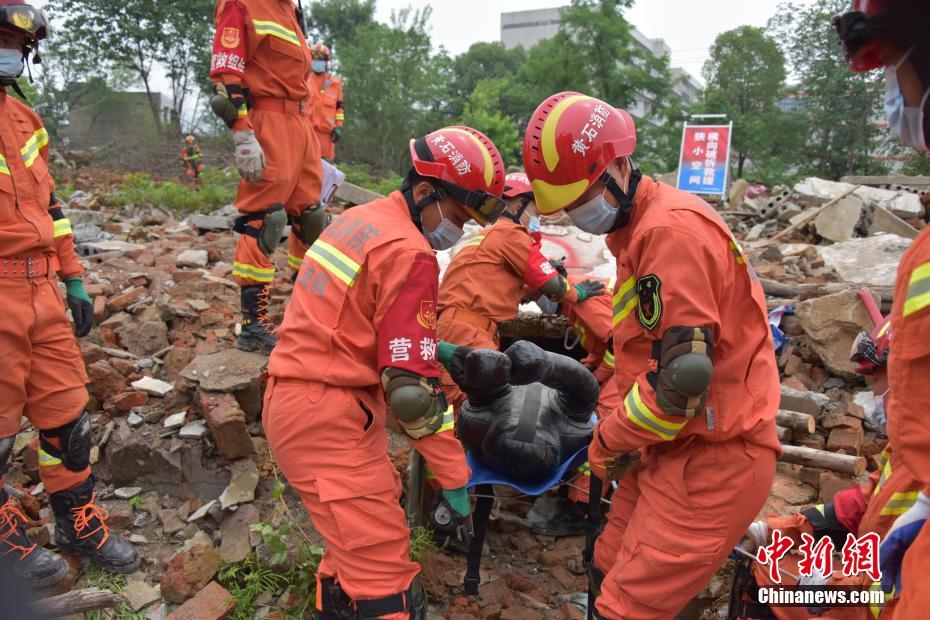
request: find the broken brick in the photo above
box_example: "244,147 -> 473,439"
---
165,581 -> 234,620
86,360 -> 128,402
827,427 -> 863,456
198,391 -> 254,459
106,287 -> 145,313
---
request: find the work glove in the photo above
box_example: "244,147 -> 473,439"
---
64,278 -> 94,337
431,487 -> 473,548
880,491 -> 930,595
575,279 -> 606,302
331,126 -> 342,143
233,130 -> 266,183
587,425 -> 639,482
548,258 -> 568,278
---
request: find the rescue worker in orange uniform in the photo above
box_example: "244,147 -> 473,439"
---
180,134 -> 205,182
523,92 -> 781,619
209,0 -> 323,353
437,171 -> 604,411
735,317 -> 920,619
834,1 -> 930,613
0,1 -> 138,587
264,126 -> 506,619
309,42 -> 344,162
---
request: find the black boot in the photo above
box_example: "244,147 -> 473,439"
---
0,491 -> 69,588
50,477 -> 139,574
236,284 -> 278,354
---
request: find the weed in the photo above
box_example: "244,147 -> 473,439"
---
219,553 -> 289,620
109,168 -> 237,214
82,564 -> 148,620
409,525 -> 438,561
128,496 -> 144,510
339,162 -> 403,197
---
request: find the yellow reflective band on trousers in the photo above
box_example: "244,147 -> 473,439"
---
335,112 -> 345,121
903,261 -> 930,317
880,491 -> 920,516
612,276 -> 638,327
436,405 -> 455,434
624,383 -> 686,441
287,252 -> 303,271
39,449 -> 62,467
0,153 -> 8,176
306,240 -> 362,287
21,128 -> 49,169
232,261 -> 275,283
53,218 -> 73,238
869,581 -> 884,619
252,19 -> 300,46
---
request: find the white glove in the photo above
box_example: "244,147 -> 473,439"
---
886,491 -> 930,538
738,520 -> 770,554
234,130 -> 266,183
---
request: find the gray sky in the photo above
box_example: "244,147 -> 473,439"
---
374,0 -> 817,83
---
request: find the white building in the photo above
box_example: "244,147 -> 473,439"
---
500,6 -> 702,114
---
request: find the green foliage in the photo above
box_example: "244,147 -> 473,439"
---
82,565 -> 148,620
128,495 -> 144,510
339,162 -> 404,196
309,0 -> 376,58
408,525 -> 438,562
445,42 -> 527,119
700,26 -> 801,182
109,168 -> 237,213
461,79 -> 523,166
219,553 -> 290,620
768,0 -> 887,179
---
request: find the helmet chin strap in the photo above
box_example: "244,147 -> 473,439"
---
601,163 -> 642,233
501,195 -> 531,225
402,177 -> 446,233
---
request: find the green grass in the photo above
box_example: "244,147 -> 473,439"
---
82,565 -> 147,620
339,161 -> 403,197
109,168 -> 237,214
409,525 -> 438,562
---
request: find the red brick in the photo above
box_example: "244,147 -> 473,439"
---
160,544 -> 221,604
110,358 -> 135,376
86,361 -> 128,402
827,427 -> 863,455
166,581 -> 234,620
93,295 -> 109,323
80,342 -> 107,365
199,391 -> 254,459
104,391 -> 148,415
106,287 -> 145,313
821,410 -> 846,429
819,473 -> 856,504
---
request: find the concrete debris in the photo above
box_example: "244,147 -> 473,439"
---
813,195 -> 863,242
114,486 -> 143,499
132,376 -> 175,397
181,349 -> 266,393
219,503 -> 260,565
163,412 -> 187,429
868,206 -> 920,239
123,579 -> 162,612
796,289 -> 879,379
186,499 -> 218,523
218,460 -> 259,509
818,234 -> 912,287
175,249 -> 209,268
178,420 -> 209,439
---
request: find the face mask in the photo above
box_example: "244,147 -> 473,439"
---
0,49 -> 24,79
425,202 -> 464,250
527,216 -> 541,233
872,389 -> 889,436
311,59 -> 327,74
568,190 -> 618,234
885,48 -> 929,150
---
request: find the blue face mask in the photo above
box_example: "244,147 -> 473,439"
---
311,59 -> 327,74
0,49 -> 24,79
527,216 -> 541,233
872,390 -> 889,436
424,202 -> 464,250
885,48 -> 929,150
568,190 -> 617,234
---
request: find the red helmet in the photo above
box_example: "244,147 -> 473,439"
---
851,315 -> 892,374
310,42 -> 331,60
522,92 -> 636,215
0,1 -> 48,42
503,172 -> 532,199
409,126 -> 506,225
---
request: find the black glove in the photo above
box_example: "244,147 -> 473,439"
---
331,126 -> 342,143
64,278 -> 94,337
548,258 -> 568,278
575,279 -> 606,301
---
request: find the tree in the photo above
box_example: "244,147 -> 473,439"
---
701,26 -> 795,179
768,0 -> 887,179
46,0 -> 214,133
460,79 -> 522,166
446,42 -> 526,119
308,0 -> 376,71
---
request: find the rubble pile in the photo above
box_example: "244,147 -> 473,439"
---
2,172 -> 925,618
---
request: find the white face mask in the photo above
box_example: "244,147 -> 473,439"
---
885,47 -> 929,150
568,189 -> 618,234
527,216 -> 541,233
424,202 -> 464,250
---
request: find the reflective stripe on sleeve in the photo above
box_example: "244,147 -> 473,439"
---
903,261 -> 930,317
624,383 -> 686,441
251,19 -> 300,46
611,276 -> 637,327
53,218 -> 73,238
305,240 -> 362,287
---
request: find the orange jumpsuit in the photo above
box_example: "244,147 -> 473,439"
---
0,90 -> 90,494
264,191 -> 468,616
561,286 -> 615,384
753,444 -> 922,619
590,176 -> 781,619
309,71 -> 344,160
210,0 -> 322,282
437,218 -> 572,410
886,226 -> 930,616
181,143 -> 204,179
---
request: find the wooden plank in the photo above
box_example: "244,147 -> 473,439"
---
779,444 -> 866,476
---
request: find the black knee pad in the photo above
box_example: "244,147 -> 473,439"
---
40,411 -> 91,472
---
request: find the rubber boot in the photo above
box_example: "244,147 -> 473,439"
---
0,491 -> 69,588
236,284 -> 278,354
50,477 -> 139,574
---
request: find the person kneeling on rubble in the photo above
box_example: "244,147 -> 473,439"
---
437,171 -> 604,412
264,126 -> 507,619
731,317 -> 921,619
